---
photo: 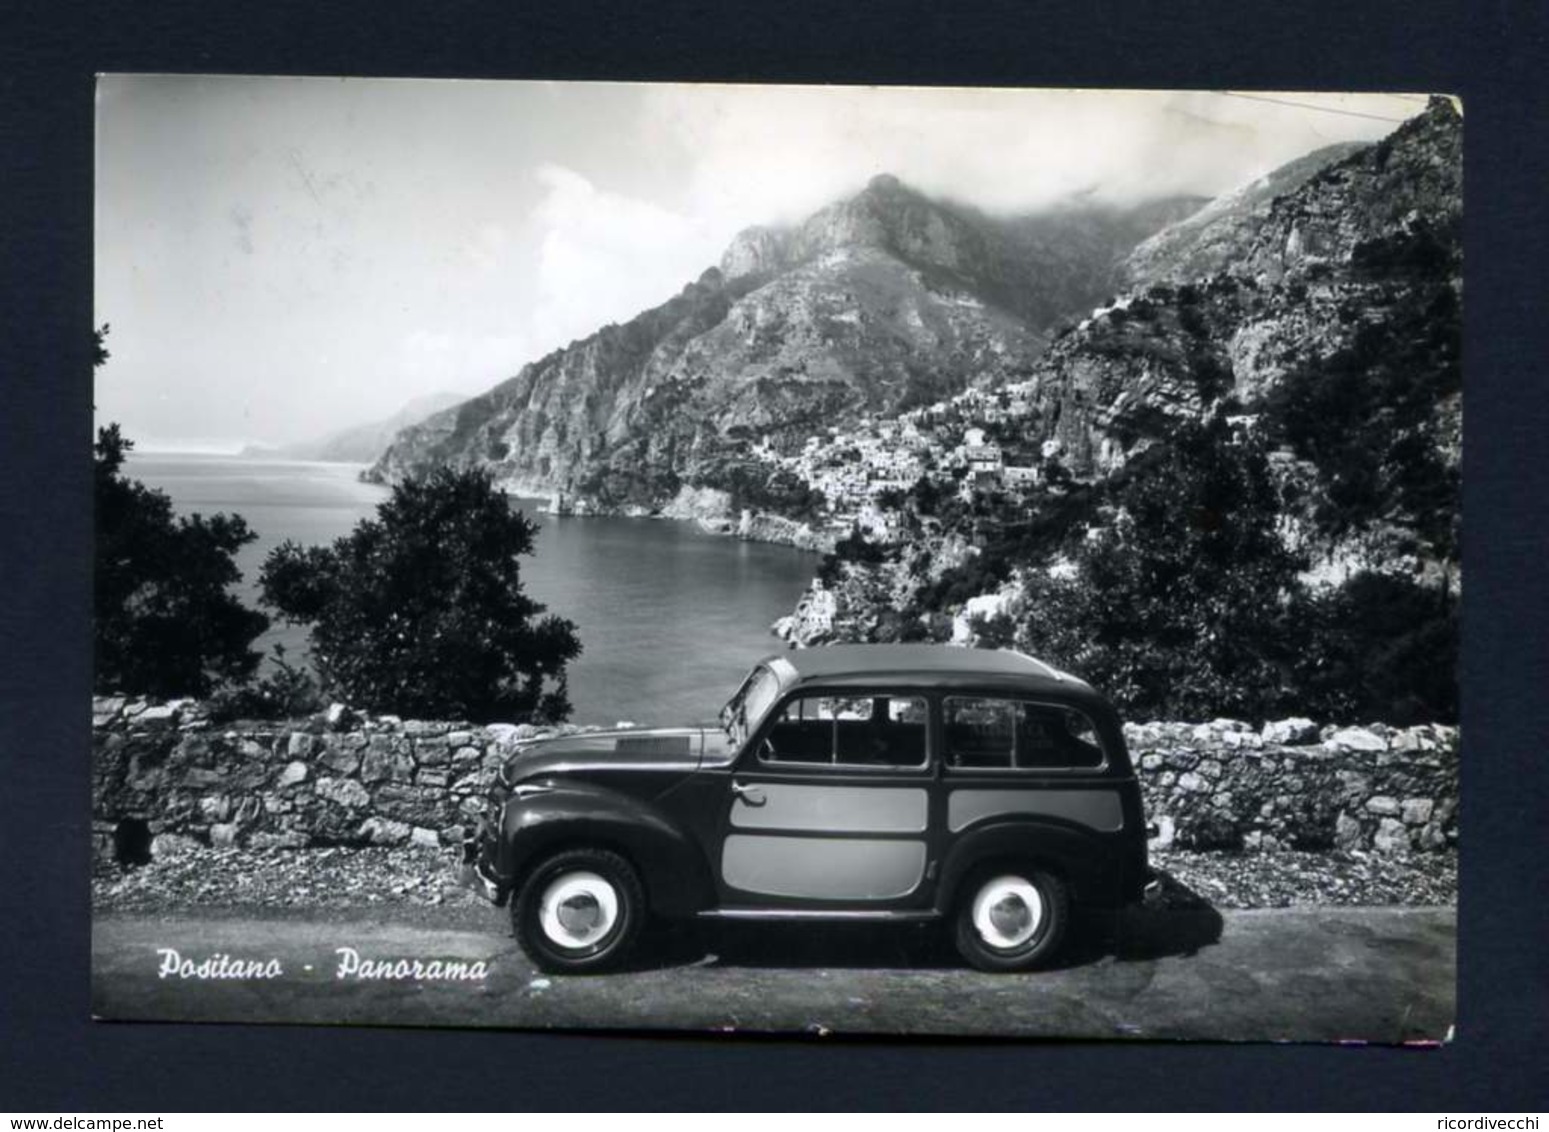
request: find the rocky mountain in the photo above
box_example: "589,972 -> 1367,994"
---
1022,96 -> 1461,488
364,177 -> 1202,508
1123,142 -> 1368,287
785,98 -> 1461,723
245,391 -> 464,464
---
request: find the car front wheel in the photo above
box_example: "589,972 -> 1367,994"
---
953,866 -> 1068,972
513,848 -> 645,974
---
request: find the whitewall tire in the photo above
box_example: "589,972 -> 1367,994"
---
513,848 -> 645,974
953,866 -> 1068,972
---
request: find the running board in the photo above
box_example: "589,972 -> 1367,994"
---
698,908 -> 941,923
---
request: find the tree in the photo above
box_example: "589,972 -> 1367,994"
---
1298,572 -> 1458,725
94,328 -> 269,697
259,466 -> 581,722
1018,414 -> 1314,721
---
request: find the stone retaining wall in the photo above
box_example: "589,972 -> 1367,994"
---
92,697 -> 549,860
1127,718 -> 1457,852
91,697 -> 1458,861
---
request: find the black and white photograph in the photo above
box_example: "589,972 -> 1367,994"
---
89,77 -> 1461,1042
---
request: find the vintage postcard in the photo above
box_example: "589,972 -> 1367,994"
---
91,78 -> 1459,1040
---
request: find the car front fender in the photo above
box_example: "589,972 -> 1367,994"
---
495,781 -> 716,917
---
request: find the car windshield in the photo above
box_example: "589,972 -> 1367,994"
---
719,664 -> 782,747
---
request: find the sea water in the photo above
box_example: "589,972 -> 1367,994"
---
125,452 -> 818,726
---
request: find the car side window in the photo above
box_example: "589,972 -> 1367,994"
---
760,693 -> 929,769
943,697 -> 1105,771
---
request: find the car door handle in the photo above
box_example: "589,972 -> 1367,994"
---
730,782 -> 766,807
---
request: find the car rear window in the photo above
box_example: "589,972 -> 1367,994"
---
943,697 -> 1106,771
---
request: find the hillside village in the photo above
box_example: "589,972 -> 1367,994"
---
741,383 -> 1052,539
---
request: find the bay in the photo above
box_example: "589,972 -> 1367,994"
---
124,453 -> 818,726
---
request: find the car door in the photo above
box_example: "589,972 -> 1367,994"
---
712,689 -> 937,907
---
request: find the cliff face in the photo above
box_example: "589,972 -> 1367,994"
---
786,99 -> 1461,726
1123,142 -> 1369,287
1006,98 -> 1462,547
366,176 -> 1201,508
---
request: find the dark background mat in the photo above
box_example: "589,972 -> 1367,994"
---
2,0 -> 1544,1110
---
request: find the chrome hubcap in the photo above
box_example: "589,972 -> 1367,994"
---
538,871 -> 619,950
972,876 -> 1044,949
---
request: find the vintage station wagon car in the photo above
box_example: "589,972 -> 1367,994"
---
465,645 -> 1157,973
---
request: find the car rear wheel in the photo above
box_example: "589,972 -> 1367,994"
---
513,848 -> 645,974
953,866 -> 1068,972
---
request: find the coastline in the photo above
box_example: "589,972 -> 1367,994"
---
522,496 -> 837,647
508,483 -> 836,653
513,483 -> 837,557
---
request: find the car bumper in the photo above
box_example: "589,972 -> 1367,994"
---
460,817 -> 506,904
459,858 -> 503,903
1140,869 -> 1164,907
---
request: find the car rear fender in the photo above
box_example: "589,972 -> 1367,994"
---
935,819 -> 1125,912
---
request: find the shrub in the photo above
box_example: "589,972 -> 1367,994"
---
1298,572 -> 1458,724
205,645 -> 324,722
816,525 -> 890,587
259,466 -> 580,723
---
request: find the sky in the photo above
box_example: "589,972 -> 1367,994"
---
94,78 -> 1431,451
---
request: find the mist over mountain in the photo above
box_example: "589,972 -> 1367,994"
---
245,391 -> 465,464
1020,97 -> 1460,493
1122,142 -> 1370,288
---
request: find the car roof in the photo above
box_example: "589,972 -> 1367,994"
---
757,644 -> 1099,699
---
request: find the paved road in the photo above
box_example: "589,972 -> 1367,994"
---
91,903 -> 1454,1042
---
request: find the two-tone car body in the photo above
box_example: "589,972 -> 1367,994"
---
466,644 -> 1156,972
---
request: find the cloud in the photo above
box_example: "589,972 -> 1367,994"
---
464,223 -> 512,272
397,328 -> 534,393
376,89 -> 1422,431
527,163 -> 725,351
640,85 -> 1412,222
